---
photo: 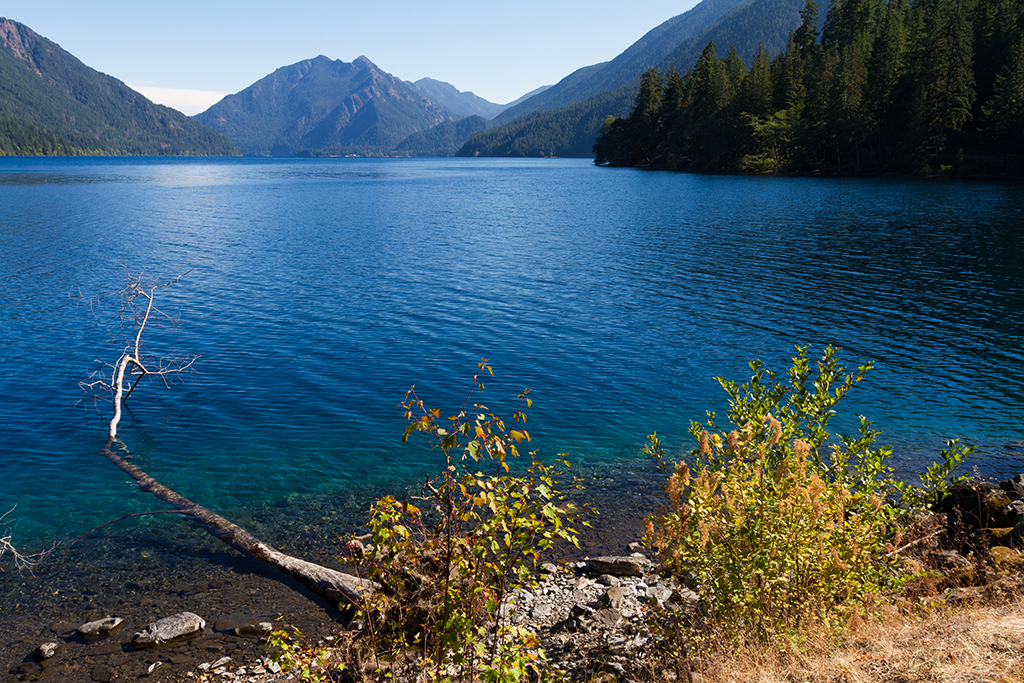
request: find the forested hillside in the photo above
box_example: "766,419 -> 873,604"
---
458,0 -> 806,157
0,114 -> 76,155
457,89 -> 634,157
0,18 -> 238,156
394,116 -> 493,156
491,0 -> 752,124
594,0 -> 1024,174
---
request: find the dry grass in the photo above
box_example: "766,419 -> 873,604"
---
687,597 -> 1024,683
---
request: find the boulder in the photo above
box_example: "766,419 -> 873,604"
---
940,480 -> 1006,530
1000,473 -> 1024,501
645,583 -> 674,606
990,546 -> 1024,570
132,612 -> 206,647
590,608 -> 624,628
530,603 -> 553,620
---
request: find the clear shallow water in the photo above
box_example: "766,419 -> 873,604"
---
1,156 -> 1023,552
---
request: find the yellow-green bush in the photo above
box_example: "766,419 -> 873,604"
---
645,346 -> 971,642
355,361 -> 588,683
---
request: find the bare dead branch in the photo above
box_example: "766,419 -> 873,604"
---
1,506 -> 58,573
77,266 -> 200,440
66,509 -> 190,549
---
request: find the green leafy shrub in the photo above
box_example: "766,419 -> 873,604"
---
644,346 -> 971,643
355,361 -> 588,682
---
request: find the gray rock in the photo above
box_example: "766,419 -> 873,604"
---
143,662 -> 163,677
574,576 -> 597,590
645,583 -> 674,605
602,585 -> 635,609
530,603 -> 553,620
597,574 -> 620,587
1002,499 -> 1024,526
585,555 -> 651,577
34,642 -> 59,661
77,617 -> 123,638
132,612 -> 206,647
90,666 -> 112,682
591,608 -> 624,628
934,549 -> 972,568
571,604 -> 595,619
540,562 -> 559,574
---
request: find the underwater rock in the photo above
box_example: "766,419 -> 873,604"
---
77,617 -> 123,638
132,612 -> 206,647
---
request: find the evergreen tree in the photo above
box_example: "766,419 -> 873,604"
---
657,68 -> 688,164
616,68 -> 664,166
737,43 -> 773,119
794,0 -> 821,55
866,0 -> 910,165
983,34 -> 1024,151
909,0 -> 978,157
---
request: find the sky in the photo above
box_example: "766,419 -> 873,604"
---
3,1 -> 702,115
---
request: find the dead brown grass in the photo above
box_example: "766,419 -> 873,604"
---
686,597 -> 1024,683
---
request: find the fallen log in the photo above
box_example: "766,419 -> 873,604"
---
103,439 -> 375,608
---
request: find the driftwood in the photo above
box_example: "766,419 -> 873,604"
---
102,439 -> 375,607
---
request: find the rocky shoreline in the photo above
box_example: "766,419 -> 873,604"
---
9,472 -> 1024,683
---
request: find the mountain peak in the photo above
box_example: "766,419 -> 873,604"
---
0,18 -> 237,155
0,18 -> 42,72
195,55 -> 454,155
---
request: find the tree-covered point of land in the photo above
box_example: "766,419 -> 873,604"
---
593,0 -> 1024,175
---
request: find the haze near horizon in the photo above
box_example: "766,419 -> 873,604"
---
4,0 -> 702,115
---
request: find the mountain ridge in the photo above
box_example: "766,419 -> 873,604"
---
0,18 -> 238,156
195,55 -> 455,156
490,0 -> 751,125
408,77 -> 507,119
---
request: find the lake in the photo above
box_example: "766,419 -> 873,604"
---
0,157 -> 1022,666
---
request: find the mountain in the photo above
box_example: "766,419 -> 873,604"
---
408,78 -> 506,119
489,0 -> 751,125
457,0 -> 807,158
656,0 -> 806,76
506,85 -> 553,108
391,83 -> 556,156
457,88 -> 633,158
394,115 -> 493,156
195,56 -> 455,156
0,18 -> 238,156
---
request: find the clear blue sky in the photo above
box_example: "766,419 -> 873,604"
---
3,1 -> 701,114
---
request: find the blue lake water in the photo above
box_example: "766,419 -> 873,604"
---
1,156 -> 1023,555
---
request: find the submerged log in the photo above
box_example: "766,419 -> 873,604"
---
102,440 -> 375,608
